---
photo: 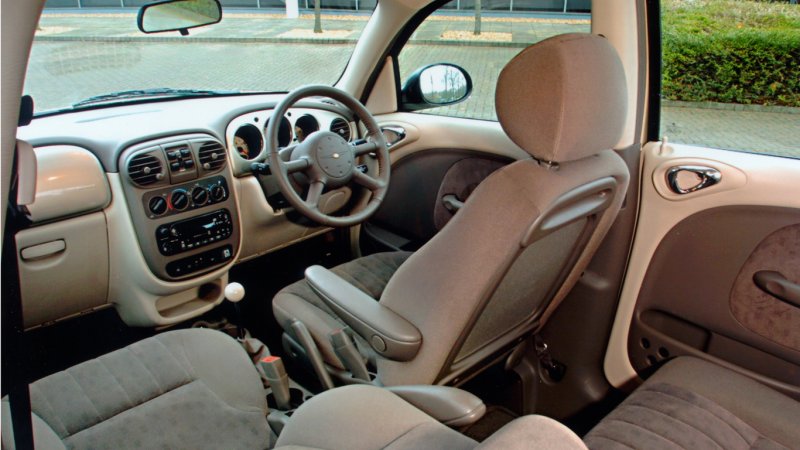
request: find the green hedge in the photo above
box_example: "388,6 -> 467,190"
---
662,1 -> 800,107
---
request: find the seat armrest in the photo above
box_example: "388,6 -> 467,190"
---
305,265 -> 422,361
387,385 -> 486,427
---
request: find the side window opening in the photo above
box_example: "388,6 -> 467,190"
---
658,0 -> 800,159
396,0 -> 592,121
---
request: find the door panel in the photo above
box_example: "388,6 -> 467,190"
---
606,142 -> 800,396
361,113 -> 521,251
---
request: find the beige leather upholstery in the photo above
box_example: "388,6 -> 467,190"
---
273,33 -> 630,386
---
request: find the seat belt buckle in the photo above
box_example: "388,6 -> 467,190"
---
260,356 -> 292,411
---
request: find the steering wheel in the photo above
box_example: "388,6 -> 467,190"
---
266,85 -> 390,227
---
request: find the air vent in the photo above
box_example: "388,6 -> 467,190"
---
198,141 -> 226,172
127,153 -> 163,186
330,118 -> 351,141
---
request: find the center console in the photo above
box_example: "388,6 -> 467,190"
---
120,134 -> 240,281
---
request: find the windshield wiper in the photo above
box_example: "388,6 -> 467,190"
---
71,88 -> 238,108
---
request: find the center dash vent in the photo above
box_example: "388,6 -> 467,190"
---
127,153 -> 163,186
330,118 -> 351,141
198,141 -> 226,172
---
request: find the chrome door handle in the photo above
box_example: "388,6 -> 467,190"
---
380,126 -> 406,147
666,165 -> 721,194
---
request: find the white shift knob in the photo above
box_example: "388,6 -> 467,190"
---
224,282 -> 245,303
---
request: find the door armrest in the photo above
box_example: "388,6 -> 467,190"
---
304,265 -> 421,361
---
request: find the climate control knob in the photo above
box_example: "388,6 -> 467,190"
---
191,186 -> 209,206
170,189 -> 189,211
210,184 -> 226,202
148,196 -> 168,216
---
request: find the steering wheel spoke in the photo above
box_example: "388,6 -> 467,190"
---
353,140 -> 380,157
283,157 -> 311,174
305,180 -> 324,208
352,170 -> 385,192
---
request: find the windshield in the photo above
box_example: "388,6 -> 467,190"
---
25,5 -> 375,114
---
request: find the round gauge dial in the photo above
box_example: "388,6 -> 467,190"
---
233,124 -> 263,160
294,114 -> 319,143
264,116 -> 293,148
233,136 -> 249,159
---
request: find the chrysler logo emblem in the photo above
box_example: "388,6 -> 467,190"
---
333,153 -> 340,159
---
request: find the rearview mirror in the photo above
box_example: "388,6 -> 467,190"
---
401,64 -> 473,112
138,0 -> 222,35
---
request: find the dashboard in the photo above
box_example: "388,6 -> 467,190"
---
15,93 -> 358,329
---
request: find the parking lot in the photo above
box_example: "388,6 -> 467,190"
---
26,10 -> 800,157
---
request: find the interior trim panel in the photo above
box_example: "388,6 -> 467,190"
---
606,142 -> 800,390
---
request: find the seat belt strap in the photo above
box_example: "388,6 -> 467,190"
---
2,144 -> 35,450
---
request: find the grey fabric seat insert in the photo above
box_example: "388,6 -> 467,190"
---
584,357 -> 799,450
1,328 -> 270,450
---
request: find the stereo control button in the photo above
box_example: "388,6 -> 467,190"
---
156,225 -> 170,239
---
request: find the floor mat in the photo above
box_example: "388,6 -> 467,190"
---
462,405 -> 519,442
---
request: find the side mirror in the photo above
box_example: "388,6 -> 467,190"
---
138,0 -> 222,35
401,64 -> 473,112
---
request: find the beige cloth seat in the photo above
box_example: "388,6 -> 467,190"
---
583,357 -> 800,450
5,329 -> 798,449
277,356 -> 800,450
272,32 -> 631,386
274,384 -> 586,450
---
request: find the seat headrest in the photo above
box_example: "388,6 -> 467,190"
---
495,33 -> 628,163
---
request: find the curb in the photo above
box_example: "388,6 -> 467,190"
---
663,100 -> 800,115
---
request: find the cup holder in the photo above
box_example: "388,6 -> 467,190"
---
267,387 -> 307,411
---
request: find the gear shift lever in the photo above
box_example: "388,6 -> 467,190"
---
224,282 -> 246,339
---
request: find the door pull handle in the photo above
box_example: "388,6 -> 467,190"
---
666,165 -> 721,194
753,270 -> 800,308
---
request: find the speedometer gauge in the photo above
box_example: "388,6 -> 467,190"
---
295,114 -> 319,143
233,124 -> 263,160
234,136 -> 250,159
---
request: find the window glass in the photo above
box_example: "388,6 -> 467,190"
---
397,0 -> 591,121
25,3 -> 375,114
660,0 -> 800,158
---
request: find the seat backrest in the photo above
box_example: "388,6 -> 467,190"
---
376,33 -> 630,386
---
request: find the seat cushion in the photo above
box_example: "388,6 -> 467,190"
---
584,357 -> 800,449
275,384 -> 586,450
2,329 -> 269,450
272,251 -> 412,369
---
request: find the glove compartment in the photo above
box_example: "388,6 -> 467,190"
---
16,145 -> 111,328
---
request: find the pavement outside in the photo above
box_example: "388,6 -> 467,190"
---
27,9 -> 800,158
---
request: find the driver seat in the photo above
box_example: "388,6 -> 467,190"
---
273,33 -> 631,386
